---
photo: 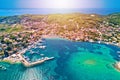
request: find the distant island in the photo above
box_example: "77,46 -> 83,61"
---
0,13 -> 120,68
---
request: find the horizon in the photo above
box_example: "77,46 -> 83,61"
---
0,8 -> 120,16
0,1 -> 120,80
1,8 -> 120,9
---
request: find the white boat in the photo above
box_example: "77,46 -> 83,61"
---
44,57 -> 54,60
98,41 -> 101,43
40,54 -> 44,56
118,55 -> 120,57
0,65 -> 7,71
36,43 -> 42,46
117,51 -> 120,54
39,45 -> 46,49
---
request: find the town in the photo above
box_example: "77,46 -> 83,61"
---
0,13 -> 120,58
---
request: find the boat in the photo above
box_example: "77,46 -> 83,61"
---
98,41 -> 101,43
0,65 -> 7,71
40,54 -> 44,56
44,57 -> 54,60
49,57 -> 55,59
118,55 -> 120,57
39,45 -> 46,49
26,58 -> 30,61
0,65 -> 2,68
30,51 -> 34,54
38,59 -> 41,61
2,67 -> 7,71
36,43 -> 42,46
117,51 -> 120,54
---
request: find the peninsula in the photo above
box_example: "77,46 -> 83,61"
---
0,13 -> 120,68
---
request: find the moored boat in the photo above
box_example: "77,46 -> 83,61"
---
0,65 -> 7,71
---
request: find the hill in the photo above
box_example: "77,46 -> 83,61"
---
0,13 -> 120,56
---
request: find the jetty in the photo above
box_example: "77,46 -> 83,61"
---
3,39 -> 54,67
17,48 -> 54,67
17,39 -> 54,67
18,53 -> 54,67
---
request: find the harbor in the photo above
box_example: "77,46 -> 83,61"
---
0,38 -> 120,80
3,39 -> 55,67
18,53 -> 54,67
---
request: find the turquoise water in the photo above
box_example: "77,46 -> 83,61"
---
0,38 -> 120,80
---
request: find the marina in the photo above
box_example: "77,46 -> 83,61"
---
0,39 -> 120,80
18,53 -> 54,67
3,39 -> 54,67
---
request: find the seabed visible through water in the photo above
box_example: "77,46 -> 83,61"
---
0,38 -> 120,80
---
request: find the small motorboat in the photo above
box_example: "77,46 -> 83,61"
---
40,54 -> 44,56
39,45 -> 46,49
117,51 -> 120,54
0,65 -> 7,71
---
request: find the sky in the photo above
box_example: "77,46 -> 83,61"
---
0,0 -> 120,9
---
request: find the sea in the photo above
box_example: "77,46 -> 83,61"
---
0,38 -> 120,80
0,8 -> 120,80
0,8 -> 120,16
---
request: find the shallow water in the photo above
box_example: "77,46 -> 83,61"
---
0,38 -> 120,80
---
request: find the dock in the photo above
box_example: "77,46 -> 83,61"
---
3,39 -> 54,67
30,57 -> 54,67
18,54 -> 54,67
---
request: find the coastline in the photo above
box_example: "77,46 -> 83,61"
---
0,35 -> 120,69
43,35 -> 120,70
1,37 -> 55,67
0,38 -> 41,64
1,37 -> 120,80
0,13 -> 120,67
60,35 -> 120,48
0,59 -> 21,64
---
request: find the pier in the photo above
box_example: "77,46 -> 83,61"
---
18,54 -> 54,67
3,39 -> 54,67
17,48 -> 54,67
17,39 -> 54,67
